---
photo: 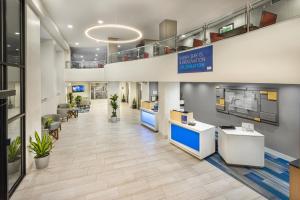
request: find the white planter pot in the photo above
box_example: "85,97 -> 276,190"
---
8,159 -> 21,175
111,116 -> 118,123
35,155 -> 50,169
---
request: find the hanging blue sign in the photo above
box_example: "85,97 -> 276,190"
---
178,45 -> 213,73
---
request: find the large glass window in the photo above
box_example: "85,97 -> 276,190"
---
0,0 -> 25,199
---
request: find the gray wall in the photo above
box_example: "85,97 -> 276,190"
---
149,82 -> 158,98
181,82 -> 300,158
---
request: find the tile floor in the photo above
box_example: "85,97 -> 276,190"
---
12,100 -> 266,200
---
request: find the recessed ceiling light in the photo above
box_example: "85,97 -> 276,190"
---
67,24 -> 73,29
95,54 -> 98,56
117,45 -> 121,48
7,44 -> 11,48
80,55 -> 83,58
98,20 -> 104,24
94,58 -> 97,60
96,48 -> 100,51
15,32 -> 20,35
75,42 -> 79,46
85,24 -> 143,44
181,34 -> 186,38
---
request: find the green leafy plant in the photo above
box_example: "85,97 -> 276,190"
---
8,136 -> 21,163
110,94 -> 119,118
132,98 -> 137,109
29,131 -> 53,159
75,95 -> 82,107
121,94 -> 126,102
68,92 -> 74,104
44,117 -> 53,129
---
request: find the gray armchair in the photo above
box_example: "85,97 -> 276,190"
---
42,114 -> 61,139
57,104 -> 71,121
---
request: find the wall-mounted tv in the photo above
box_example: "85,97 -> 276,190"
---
72,85 -> 85,93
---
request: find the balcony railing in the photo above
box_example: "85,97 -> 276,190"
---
109,0 -> 300,64
66,60 -> 106,69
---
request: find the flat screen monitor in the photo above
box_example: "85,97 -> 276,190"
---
72,85 -> 85,93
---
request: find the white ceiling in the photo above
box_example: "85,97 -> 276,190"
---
41,0 -> 248,48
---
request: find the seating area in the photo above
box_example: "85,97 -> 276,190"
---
41,100 -> 90,140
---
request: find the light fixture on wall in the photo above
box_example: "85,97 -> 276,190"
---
75,42 -> 79,46
85,24 -> 143,44
117,45 -> 121,48
98,20 -> 104,24
67,24 -> 73,29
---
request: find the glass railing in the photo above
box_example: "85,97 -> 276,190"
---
66,60 -> 106,69
109,0 -> 300,64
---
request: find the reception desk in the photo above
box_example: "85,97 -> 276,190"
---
169,120 -> 215,159
140,108 -> 158,131
218,127 -> 265,167
290,159 -> 300,200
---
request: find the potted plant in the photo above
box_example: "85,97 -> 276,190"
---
132,98 -> 137,109
121,94 -> 126,102
68,92 -> 74,104
29,131 -> 53,169
8,136 -> 21,175
75,95 -> 82,108
44,117 -> 53,129
110,94 -> 119,122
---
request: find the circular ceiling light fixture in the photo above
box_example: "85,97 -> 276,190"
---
85,24 -> 143,44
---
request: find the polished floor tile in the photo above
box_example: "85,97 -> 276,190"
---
12,100 -> 266,200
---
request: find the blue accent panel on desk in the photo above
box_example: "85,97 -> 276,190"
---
171,124 -> 200,151
141,110 -> 156,128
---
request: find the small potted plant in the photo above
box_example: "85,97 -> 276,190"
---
8,136 -> 21,175
44,117 -> 53,129
75,95 -> 82,108
29,131 -> 53,169
121,94 -> 126,103
110,94 -> 119,122
132,98 -> 137,109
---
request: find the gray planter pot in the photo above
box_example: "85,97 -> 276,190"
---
35,155 -> 50,169
111,116 -> 118,123
8,159 -> 21,175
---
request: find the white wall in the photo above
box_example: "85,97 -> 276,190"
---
41,39 -> 66,115
26,6 -> 41,169
64,68 -> 105,82
128,82 -> 137,107
104,18 -> 300,84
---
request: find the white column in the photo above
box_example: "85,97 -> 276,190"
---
141,82 -> 150,101
158,82 -> 180,137
107,82 -> 121,119
26,5 -> 41,169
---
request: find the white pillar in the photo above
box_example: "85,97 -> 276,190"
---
158,82 -> 180,137
107,82 -> 121,120
141,82 -> 150,102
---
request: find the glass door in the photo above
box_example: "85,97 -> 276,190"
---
0,0 -> 25,199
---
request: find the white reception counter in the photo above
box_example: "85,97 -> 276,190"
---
169,120 -> 215,159
218,127 -> 265,167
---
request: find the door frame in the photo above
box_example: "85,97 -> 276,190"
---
0,0 -> 26,199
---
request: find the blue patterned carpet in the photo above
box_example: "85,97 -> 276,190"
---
206,153 -> 290,200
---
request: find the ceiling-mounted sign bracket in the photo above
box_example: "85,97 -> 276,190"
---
0,90 -> 16,99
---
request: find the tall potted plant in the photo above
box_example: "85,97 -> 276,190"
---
132,98 -> 137,109
8,136 -> 21,174
75,95 -> 82,108
29,131 -> 53,169
68,92 -> 74,104
110,94 -> 119,122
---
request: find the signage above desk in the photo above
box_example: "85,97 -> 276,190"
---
178,45 -> 213,74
